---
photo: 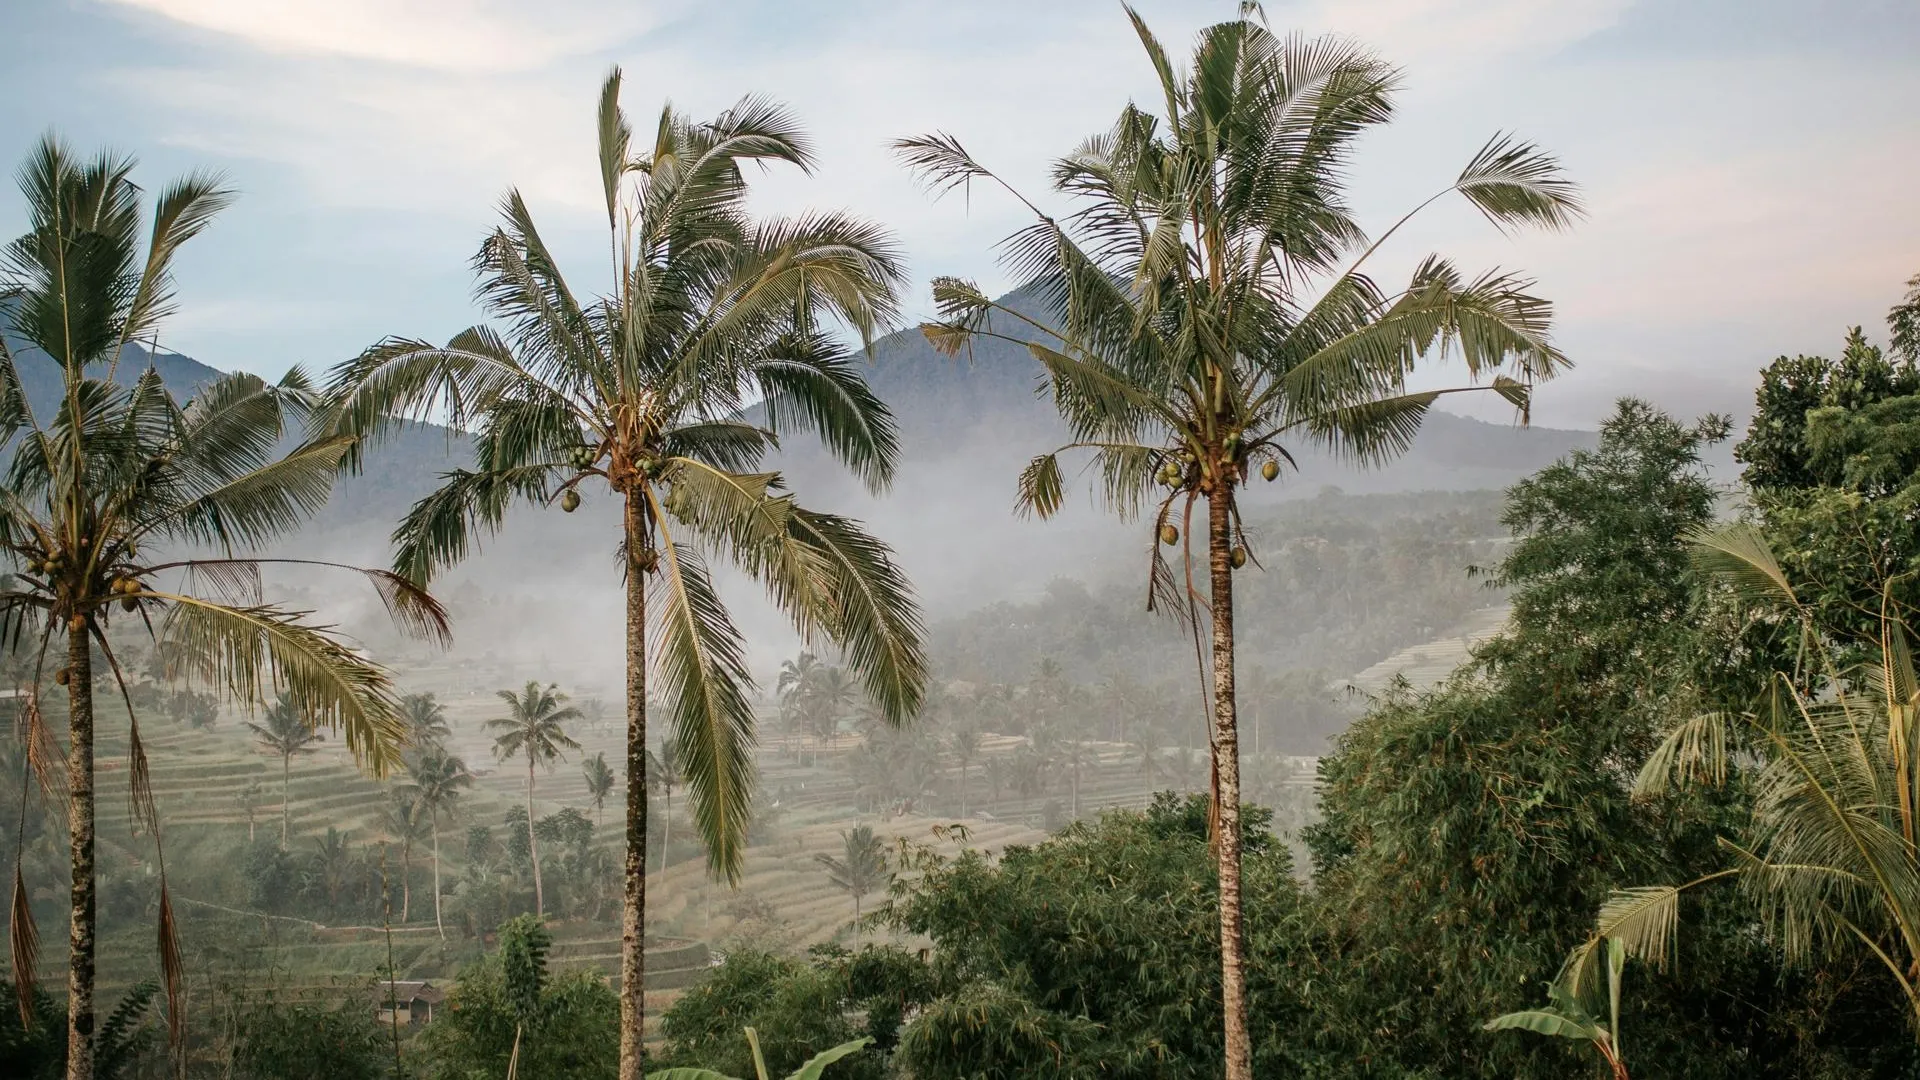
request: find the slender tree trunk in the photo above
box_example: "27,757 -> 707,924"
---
526,757 -> 543,916
65,624 -> 95,1080
432,822 -> 445,941
618,493 -> 651,1080
1206,486 -> 1252,1080
658,787 -> 671,875
281,754 -> 290,846
959,761 -> 968,818
401,837 -> 412,923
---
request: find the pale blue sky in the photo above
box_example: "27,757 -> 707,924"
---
3,0 -> 1917,427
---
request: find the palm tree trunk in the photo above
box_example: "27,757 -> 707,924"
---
618,492 -> 651,1080
281,754 -> 291,846
65,623 -> 96,1080
401,836 -> 412,923
1206,486 -> 1252,1080
658,786 -> 671,875
432,822 -> 445,941
526,756 -> 543,916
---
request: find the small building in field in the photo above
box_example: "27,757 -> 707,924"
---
374,980 -> 445,1027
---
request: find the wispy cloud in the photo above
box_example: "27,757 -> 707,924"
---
99,0 -> 672,70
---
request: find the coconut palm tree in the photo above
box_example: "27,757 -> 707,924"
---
898,12 -> 1578,1075
382,789 -> 432,922
235,779 -> 264,843
583,751 -> 616,826
398,746 -> 473,940
949,725 -> 981,818
0,136 -> 444,1073
488,681 -> 581,916
246,694 -> 324,846
324,70 -> 927,1075
401,692 -> 451,754
652,737 -> 683,874
803,665 -> 859,751
813,824 -> 890,938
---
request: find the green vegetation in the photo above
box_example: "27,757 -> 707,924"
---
4,8 -> 1918,1080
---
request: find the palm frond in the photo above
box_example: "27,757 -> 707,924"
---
1634,712 -> 1732,799
1015,453 -> 1067,520
651,537 -> 757,883
1689,523 -> 1802,613
1454,132 -> 1584,234
157,595 -> 408,776
785,507 -> 926,729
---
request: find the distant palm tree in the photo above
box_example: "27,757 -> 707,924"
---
806,666 -> 859,749
401,693 -> 451,754
653,738 -> 683,874
382,790 -> 431,922
582,752 -> 616,826
324,73 -> 927,1076
246,695 -> 325,845
312,827 -> 353,914
235,780 -> 265,843
398,747 -> 473,939
814,825 -> 891,937
949,726 -> 981,818
488,681 -> 581,915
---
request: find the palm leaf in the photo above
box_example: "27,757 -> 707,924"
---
651,536 -> 757,882
156,594 -> 409,776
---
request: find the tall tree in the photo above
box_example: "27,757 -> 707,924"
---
399,746 -> 473,940
0,136 -> 444,1075
653,737 -> 683,874
401,692 -> 451,754
246,695 -> 324,846
898,11 -> 1578,1075
487,682 -> 580,917
582,751 -> 615,826
948,726 -> 980,818
814,825 -> 890,938
325,68 -> 927,1076
382,789 -> 431,922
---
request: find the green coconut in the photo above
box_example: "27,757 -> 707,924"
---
1160,524 -> 1179,546
561,489 -> 582,513
1231,546 -> 1248,569
1261,460 -> 1279,482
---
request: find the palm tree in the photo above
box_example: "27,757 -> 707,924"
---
814,824 -> 890,938
398,746 -> 473,940
382,790 -> 431,922
246,694 -> 325,846
0,136 -> 445,1073
949,726 -> 981,818
401,692 -> 451,754
488,681 -> 581,916
583,751 -> 616,826
898,12 -> 1578,1075
1560,525 -> 1920,1031
653,737 -> 683,874
235,780 -> 264,844
804,665 -> 859,751
324,70 -> 927,1074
